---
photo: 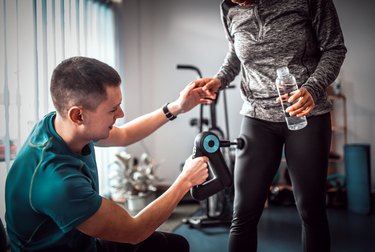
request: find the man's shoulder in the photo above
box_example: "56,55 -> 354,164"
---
27,112 -> 56,147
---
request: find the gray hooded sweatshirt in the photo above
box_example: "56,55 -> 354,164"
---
215,0 -> 347,122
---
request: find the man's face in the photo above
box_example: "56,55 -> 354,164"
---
82,85 -> 124,141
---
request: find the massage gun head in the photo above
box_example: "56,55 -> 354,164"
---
193,131 -> 221,158
193,131 -> 245,153
234,137 -> 245,150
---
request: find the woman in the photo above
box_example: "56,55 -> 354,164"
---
197,0 -> 347,251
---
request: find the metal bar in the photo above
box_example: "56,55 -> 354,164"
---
33,0 -> 40,121
3,0 -> 11,171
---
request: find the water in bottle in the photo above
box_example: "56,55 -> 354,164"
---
275,66 -> 307,130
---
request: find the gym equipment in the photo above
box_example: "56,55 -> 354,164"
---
177,64 -> 240,228
191,131 -> 243,201
344,144 -> 372,215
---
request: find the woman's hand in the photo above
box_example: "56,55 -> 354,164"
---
195,77 -> 222,100
231,0 -> 252,7
278,87 -> 315,117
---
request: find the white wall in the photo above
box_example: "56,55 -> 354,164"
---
118,0 -> 375,191
119,0 -> 243,185
334,1 -> 375,191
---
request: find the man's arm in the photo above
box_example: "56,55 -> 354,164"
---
77,155 -> 209,244
96,81 -> 211,147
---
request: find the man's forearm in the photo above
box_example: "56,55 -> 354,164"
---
132,177 -> 191,240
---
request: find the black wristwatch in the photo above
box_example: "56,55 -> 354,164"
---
162,103 -> 177,121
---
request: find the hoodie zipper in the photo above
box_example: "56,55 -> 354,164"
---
254,4 -> 264,41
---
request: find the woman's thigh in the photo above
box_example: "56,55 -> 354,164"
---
233,117 -> 284,217
284,113 -> 332,210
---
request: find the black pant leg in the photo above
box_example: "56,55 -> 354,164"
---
284,113 -> 332,252
97,231 -> 189,252
228,117 -> 284,252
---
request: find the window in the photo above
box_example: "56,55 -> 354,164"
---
1,0 -> 120,220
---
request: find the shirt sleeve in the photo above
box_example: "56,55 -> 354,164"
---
302,0 -> 347,101
214,3 -> 241,89
30,164 -> 103,233
214,42 -> 242,89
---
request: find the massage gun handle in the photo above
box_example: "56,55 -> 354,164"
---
190,148 -> 232,201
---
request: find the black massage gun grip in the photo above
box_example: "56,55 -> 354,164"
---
210,151 -> 232,187
190,132 -> 232,201
192,144 -> 204,159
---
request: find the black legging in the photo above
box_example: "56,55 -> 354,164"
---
229,113 -> 332,252
97,231 -> 189,252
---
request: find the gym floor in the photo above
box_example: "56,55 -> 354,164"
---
171,203 -> 375,252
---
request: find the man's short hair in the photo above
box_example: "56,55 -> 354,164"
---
50,56 -> 121,117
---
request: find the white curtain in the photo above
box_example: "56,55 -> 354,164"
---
0,0 -> 120,220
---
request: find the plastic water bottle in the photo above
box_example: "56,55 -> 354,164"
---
275,66 -> 307,130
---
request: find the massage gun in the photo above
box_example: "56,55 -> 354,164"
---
190,131 -> 244,201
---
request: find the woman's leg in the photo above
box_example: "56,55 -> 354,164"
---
284,113 -> 332,252
97,231 -> 189,252
228,117 -> 284,252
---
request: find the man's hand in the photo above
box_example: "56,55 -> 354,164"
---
169,80 -> 216,115
180,156 -> 209,187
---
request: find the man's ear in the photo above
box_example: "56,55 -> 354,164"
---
68,106 -> 84,125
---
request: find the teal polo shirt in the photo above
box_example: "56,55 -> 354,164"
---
5,112 -> 102,251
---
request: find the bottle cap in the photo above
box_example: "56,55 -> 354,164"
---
276,67 -> 289,78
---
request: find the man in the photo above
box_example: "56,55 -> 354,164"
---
5,56 -> 211,251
